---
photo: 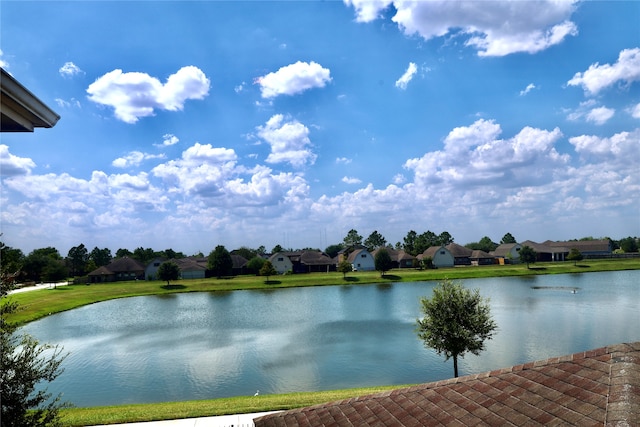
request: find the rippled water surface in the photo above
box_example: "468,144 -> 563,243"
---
21,270 -> 640,407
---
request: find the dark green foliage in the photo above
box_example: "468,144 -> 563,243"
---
374,249 -> 393,276
246,256 -> 266,274
259,261 -> 277,281
89,247 -> 112,267
132,247 -> 158,265
343,229 -> 363,248
566,248 -> 584,266
67,244 -> 89,276
337,260 -> 353,278
500,233 -> 517,244
364,231 -> 387,252
416,279 -> 497,378
519,245 -> 537,268
208,245 -> 233,278
115,248 -> 132,258
22,248 -> 65,282
0,243 -> 24,274
465,236 -> 498,253
158,261 -> 180,285
618,236 -> 638,253
271,244 -> 283,254
324,244 -> 344,259
1,272 -> 68,427
232,247 -> 257,261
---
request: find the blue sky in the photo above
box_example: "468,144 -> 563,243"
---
1,0 -> 639,255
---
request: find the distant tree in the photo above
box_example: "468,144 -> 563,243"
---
437,231 -> 454,246
403,230 -> 418,255
416,230 -> 438,254
158,261 -> 180,285
115,248 -> 131,258
394,242 -> 402,250
256,246 -> 266,256
89,247 -> 112,267
416,279 -> 497,378
161,249 -> 185,260
271,244 -> 283,254
1,270 -> 68,427
43,261 -> 68,283
337,260 -> 353,279
364,230 -> 387,252
324,243 -> 344,259
465,237 -> 498,253
132,247 -> 158,265
67,244 -> 89,276
246,256 -> 266,275
519,245 -> 537,268
618,237 -> 638,253
259,261 -> 277,282
22,248 -> 63,282
343,229 -> 363,248
566,248 -> 584,266
232,246 -> 257,261
0,242 -> 24,274
374,248 -> 393,277
208,245 -> 233,278
500,233 -> 517,244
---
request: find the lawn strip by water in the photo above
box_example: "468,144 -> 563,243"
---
59,385 -> 409,426
8,258 -> 640,325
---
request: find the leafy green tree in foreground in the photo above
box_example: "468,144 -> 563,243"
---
374,248 -> 393,277
259,261 -> 277,282
337,260 -> 353,279
158,261 -> 180,285
566,248 -> 584,266
416,279 -> 497,378
207,245 -> 233,278
1,271 -> 68,427
519,245 -> 537,269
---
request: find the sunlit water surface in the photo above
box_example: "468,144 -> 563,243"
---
21,270 -> 640,407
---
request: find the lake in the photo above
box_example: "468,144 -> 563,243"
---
21,270 -> 640,407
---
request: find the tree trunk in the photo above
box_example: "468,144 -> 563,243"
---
453,354 -> 459,378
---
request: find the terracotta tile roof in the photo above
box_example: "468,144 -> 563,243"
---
254,342 -> 640,426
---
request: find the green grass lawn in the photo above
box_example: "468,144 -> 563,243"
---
8,257 -> 639,425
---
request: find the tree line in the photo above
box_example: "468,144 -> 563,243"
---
2,232 -> 638,283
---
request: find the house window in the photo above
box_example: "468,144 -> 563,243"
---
154,262 -> 160,267
440,251 -> 445,255
361,254 -> 366,258
278,257 -> 284,261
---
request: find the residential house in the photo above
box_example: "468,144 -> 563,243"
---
231,254 -> 249,275
269,252 -> 294,274
418,246 -> 454,268
144,257 -> 166,280
254,342 -> 640,427
299,251 -> 335,273
371,248 -> 416,269
470,249 -> 495,265
492,243 -> 522,264
346,248 -> 375,271
88,257 -> 145,283
547,239 -> 612,257
445,243 -> 473,265
173,258 -> 206,279
521,240 -> 569,262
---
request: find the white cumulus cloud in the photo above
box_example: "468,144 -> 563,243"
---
0,145 -> 36,177
87,66 -> 210,123
345,0 -> 578,56
632,103 -> 640,119
112,151 -> 166,168
256,114 -> 317,167
568,48 -> 640,95
395,62 -> 417,90
585,106 -> 615,125
257,61 -> 331,99
59,62 -> 84,77
342,176 -> 362,184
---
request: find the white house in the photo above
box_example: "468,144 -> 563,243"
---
421,246 -> 455,268
269,252 -> 294,274
347,248 -> 375,272
492,243 -> 522,263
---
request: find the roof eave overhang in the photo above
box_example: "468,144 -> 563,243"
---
1,68 -> 60,132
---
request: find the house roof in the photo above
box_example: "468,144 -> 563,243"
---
254,342 -> 640,426
372,248 -> 416,263
545,239 -> 612,253
346,249 -> 369,263
300,251 -> 333,266
1,68 -> 60,132
445,243 -> 473,258
492,243 -> 520,257
521,240 -> 566,254
231,254 -> 248,269
470,249 -> 493,259
422,246 -> 449,258
172,258 -> 206,271
88,256 -> 145,276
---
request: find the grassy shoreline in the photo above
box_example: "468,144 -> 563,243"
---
9,258 -> 639,425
